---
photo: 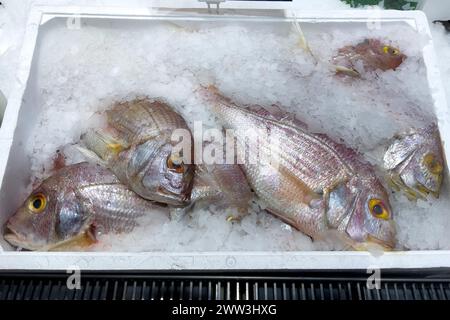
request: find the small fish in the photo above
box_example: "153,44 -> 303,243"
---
383,125 -> 445,200
201,86 -> 396,250
291,19 -> 405,78
3,162 -> 163,251
81,99 -> 195,206
332,38 -> 406,77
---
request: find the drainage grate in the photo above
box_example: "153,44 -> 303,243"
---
1,270 -> 450,300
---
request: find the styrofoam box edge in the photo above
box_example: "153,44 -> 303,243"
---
0,5 -> 449,270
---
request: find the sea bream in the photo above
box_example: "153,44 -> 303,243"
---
201,87 -> 396,250
3,162 -> 165,251
291,19 -> 406,78
81,99 -> 195,206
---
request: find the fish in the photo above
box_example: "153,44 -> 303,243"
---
291,19 -> 405,78
332,38 -> 406,77
3,162 -> 164,251
383,124 -> 445,200
201,86 -> 396,250
81,99 -> 195,206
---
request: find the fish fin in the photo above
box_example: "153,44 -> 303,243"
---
75,145 -> 108,166
81,128 -> 128,162
245,104 -> 309,130
278,166 -> 322,204
291,15 -> 316,62
266,202 -> 324,236
334,65 -> 361,77
46,225 -> 97,251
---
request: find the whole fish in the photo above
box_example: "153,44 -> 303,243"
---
82,99 -> 195,206
383,124 -> 445,200
3,162 -> 163,251
202,87 -> 396,250
332,38 -> 406,77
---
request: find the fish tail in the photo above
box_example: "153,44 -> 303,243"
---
81,129 -> 128,162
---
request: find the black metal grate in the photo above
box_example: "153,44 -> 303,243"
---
1,270 -> 450,300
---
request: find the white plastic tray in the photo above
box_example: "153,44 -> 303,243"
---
0,3 -> 448,270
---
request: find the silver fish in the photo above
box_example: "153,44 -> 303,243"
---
383,124 -> 445,200
202,87 -> 396,250
3,162 -> 162,251
82,99 -> 195,206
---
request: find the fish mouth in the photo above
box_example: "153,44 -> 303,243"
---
366,235 -> 395,251
3,224 -> 45,251
343,228 -> 396,251
338,230 -> 395,252
3,225 -> 31,250
352,236 -> 395,252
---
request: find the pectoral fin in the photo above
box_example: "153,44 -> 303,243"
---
46,225 -> 97,251
334,65 -> 361,77
81,128 -> 129,162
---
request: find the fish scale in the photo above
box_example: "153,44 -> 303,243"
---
76,183 -> 154,233
230,106 -> 352,193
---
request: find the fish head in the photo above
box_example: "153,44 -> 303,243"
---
141,142 -> 195,206
374,41 -> 406,70
4,183 -> 89,251
384,125 -> 444,200
328,176 -> 396,250
359,39 -> 406,71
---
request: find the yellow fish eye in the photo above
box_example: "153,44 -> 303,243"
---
423,153 -> 443,175
28,193 -> 47,214
368,199 -> 389,220
383,46 -> 400,56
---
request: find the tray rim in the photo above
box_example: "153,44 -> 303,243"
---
0,5 -> 448,270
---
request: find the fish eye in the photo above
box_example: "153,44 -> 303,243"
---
368,199 -> 389,220
167,154 -> 185,173
423,153 -> 443,175
383,46 -> 400,56
28,193 -> 47,214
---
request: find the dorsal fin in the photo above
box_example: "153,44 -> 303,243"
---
244,104 -> 308,130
